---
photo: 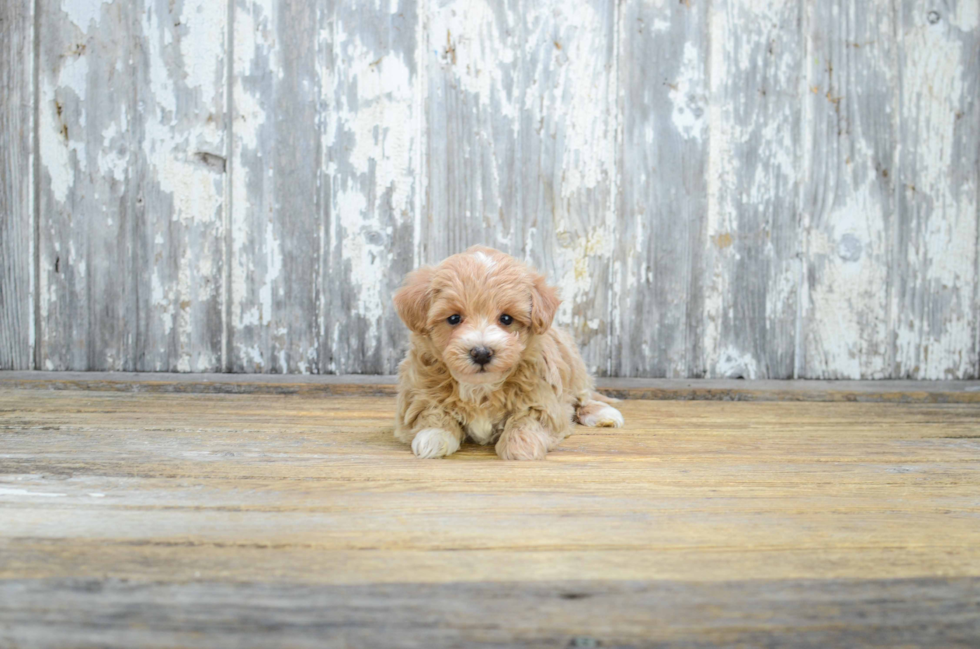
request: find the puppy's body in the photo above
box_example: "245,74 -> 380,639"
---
393,247 -> 623,460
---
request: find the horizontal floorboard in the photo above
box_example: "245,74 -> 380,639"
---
1,388 -> 979,646
2,578 -> 979,649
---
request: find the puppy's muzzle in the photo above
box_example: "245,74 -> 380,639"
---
469,346 -> 494,367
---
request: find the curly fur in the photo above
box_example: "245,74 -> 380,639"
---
393,246 -> 624,461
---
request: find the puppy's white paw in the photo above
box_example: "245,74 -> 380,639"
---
411,428 -> 461,459
576,402 -> 625,428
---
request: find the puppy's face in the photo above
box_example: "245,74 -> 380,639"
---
394,247 -> 560,384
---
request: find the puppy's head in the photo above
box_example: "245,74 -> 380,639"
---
394,246 -> 560,384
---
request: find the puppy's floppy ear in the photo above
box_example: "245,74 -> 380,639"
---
530,273 -> 560,334
394,266 -> 435,334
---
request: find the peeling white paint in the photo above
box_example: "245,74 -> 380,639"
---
232,1 -> 270,151
26,0 -> 980,379
179,0 -> 225,95
39,51 -> 89,204
523,1 -> 613,197
951,2 -> 979,30
337,39 -> 415,214
242,344 -> 264,367
669,41 -> 706,141
97,111 -> 129,183
327,8 -> 421,364
704,0 -> 805,378
519,2 -> 617,346
430,0 -> 518,126
151,271 -> 174,336
895,10 -> 977,378
259,220 -> 283,326
411,0 -> 428,271
554,225 -> 616,327
714,346 -> 760,379
137,0 -> 227,372
143,1 -> 225,226
806,180 -> 891,379
336,185 -> 385,335
39,83 -> 72,205
704,0 -> 738,375
230,0 -> 274,364
61,0 -> 110,33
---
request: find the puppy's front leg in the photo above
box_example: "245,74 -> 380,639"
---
410,426 -> 463,459
395,392 -> 465,459
400,412 -> 464,459
496,417 -> 553,461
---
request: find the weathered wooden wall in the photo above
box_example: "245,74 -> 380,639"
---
1,0 -> 978,378
0,0 -> 35,371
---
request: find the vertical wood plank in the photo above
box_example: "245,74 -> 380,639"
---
799,0 -> 897,379
138,0 -> 228,371
426,0 -> 618,374
0,0 -> 34,369
229,0 -> 321,373
614,0 -> 707,378
520,1 -> 618,374
703,0 -> 802,379
893,0 -> 979,379
321,0 -> 422,374
37,0 -> 227,371
37,1 -> 140,370
424,0 -> 520,263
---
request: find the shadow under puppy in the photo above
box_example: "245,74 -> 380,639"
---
393,246 -> 624,460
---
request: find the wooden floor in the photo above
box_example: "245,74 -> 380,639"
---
1,383 -> 979,647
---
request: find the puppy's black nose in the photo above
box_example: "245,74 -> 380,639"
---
469,346 -> 493,366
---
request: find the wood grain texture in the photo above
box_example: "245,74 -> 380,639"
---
0,0 -> 34,370
705,0 -> 802,379
8,0 -> 980,378
800,0 -> 897,379
321,0 -> 422,375
517,0 -> 618,375
614,0 -> 707,378
36,0 -> 138,370
424,0 -> 520,275
136,0 -> 228,373
36,0 -> 227,372
426,0 -> 618,375
2,578 -> 978,648
893,0 -> 980,379
229,0 -> 321,373
1,388 -> 979,646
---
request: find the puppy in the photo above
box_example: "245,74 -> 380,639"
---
393,246 -> 624,460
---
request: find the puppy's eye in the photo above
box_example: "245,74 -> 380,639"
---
499,314 -> 514,326
447,314 -> 462,326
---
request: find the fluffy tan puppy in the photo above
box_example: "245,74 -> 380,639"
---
393,246 -> 624,460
